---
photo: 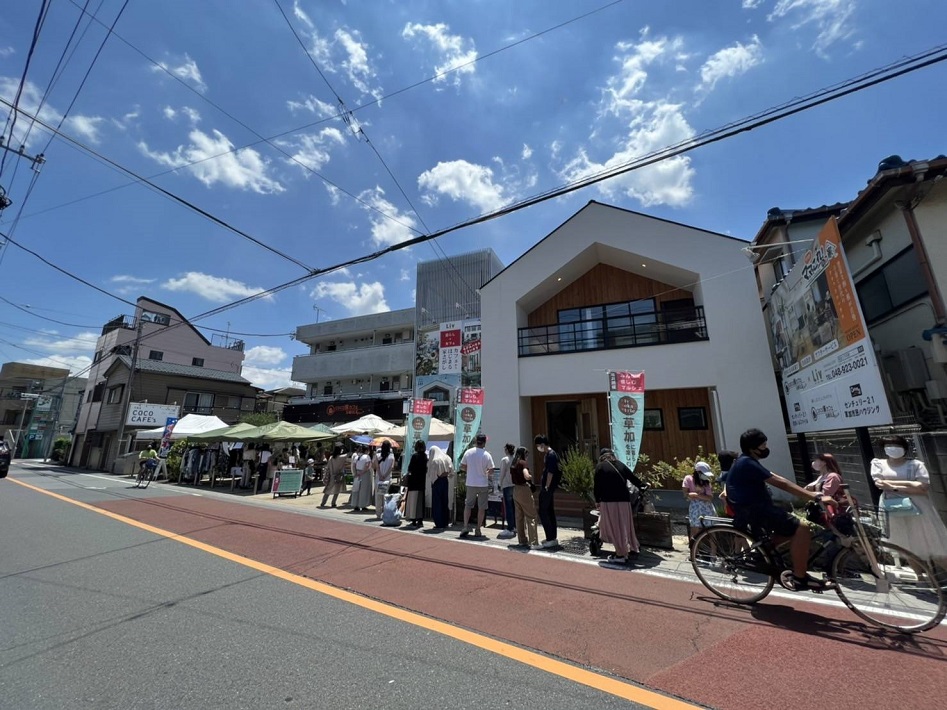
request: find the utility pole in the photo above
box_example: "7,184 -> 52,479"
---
12,393 -> 38,458
43,375 -> 70,462
113,315 -> 144,472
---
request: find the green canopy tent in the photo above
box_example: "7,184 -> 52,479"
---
188,421 -> 258,442
308,423 -> 336,436
240,420 -> 336,443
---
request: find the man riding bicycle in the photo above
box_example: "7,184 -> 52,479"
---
725,429 -> 836,592
138,441 -> 159,477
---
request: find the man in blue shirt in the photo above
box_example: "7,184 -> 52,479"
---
726,429 -> 835,592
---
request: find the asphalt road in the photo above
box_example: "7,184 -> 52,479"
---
1,463 -> 691,710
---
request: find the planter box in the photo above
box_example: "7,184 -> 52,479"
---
636,511 -> 674,549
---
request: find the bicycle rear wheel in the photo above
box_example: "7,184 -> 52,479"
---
832,540 -> 946,633
691,527 -> 775,604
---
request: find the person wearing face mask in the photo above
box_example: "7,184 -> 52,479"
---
804,453 -> 845,503
725,429 -> 837,592
871,435 -> 947,568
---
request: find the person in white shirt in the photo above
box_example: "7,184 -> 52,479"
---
373,441 -> 396,520
459,433 -> 495,538
348,446 -> 374,511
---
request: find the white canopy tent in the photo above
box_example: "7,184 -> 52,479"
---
134,413 -> 229,440
329,414 -> 397,436
385,417 -> 455,440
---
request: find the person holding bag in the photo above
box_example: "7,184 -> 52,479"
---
871,435 -> 947,569
682,461 -> 716,546
593,448 -> 645,564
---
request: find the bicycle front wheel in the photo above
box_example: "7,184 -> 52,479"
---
691,527 -> 775,604
832,540 -> 946,633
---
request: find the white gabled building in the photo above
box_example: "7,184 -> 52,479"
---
479,201 -> 791,474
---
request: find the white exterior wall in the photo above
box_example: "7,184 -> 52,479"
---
914,181 -> 947,301
481,203 -> 792,474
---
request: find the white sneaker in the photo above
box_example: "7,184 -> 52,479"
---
541,539 -> 559,548
497,530 -> 515,539
529,544 -> 544,551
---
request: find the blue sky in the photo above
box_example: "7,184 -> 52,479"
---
1,0 -> 945,390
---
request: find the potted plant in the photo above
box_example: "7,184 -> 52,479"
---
559,447 -> 597,537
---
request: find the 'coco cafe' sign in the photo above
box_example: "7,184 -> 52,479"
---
126,403 -> 181,427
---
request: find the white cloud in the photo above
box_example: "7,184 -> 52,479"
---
181,106 -> 201,124
244,345 -> 287,366
402,22 -> 478,87
698,35 -> 763,92
0,47 -> 15,58
417,160 -> 507,213
24,332 -> 100,354
560,101 -> 696,207
112,107 -> 140,130
769,0 -> 857,57
241,364 -> 299,391
287,94 -> 337,117
23,354 -> 93,376
301,27 -> 381,100
65,115 -> 105,143
521,144 -> 533,160
153,54 -> 207,92
0,77 -> 104,148
138,129 -> 285,194
163,106 -> 177,120
742,0 -> 763,8
292,0 -> 314,29
162,272 -> 273,303
110,274 -> 156,295
399,269 -> 410,282
311,280 -> 389,316
603,30 -> 685,116
557,32 -> 697,208
278,127 -> 346,174
357,186 -> 418,247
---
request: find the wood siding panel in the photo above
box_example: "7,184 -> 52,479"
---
527,264 -> 692,326
529,388 -> 716,469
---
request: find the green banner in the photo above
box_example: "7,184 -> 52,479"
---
608,371 -> 645,470
402,399 -> 434,474
453,388 -> 484,468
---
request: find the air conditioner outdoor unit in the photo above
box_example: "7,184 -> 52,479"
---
883,348 -> 930,393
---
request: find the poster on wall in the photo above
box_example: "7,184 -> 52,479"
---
607,371 -> 645,470
402,399 -> 433,474
452,388 -> 484,468
768,218 -> 892,433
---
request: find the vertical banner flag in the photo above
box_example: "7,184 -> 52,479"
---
608,371 -> 645,470
157,417 -> 178,459
402,399 -> 434,475
453,388 -> 484,468
768,217 -> 892,432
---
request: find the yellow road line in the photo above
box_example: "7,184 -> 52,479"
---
10,476 -> 702,710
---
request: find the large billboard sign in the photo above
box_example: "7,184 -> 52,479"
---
768,218 -> 892,432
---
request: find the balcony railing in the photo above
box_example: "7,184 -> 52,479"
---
518,306 -> 708,357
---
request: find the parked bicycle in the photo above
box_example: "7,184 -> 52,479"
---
690,485 -> 946,634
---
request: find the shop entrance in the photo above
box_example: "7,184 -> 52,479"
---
544,398 -> 599,457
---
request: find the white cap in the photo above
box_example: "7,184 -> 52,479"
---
307,458 -> 314,464
695,461 -> 714,478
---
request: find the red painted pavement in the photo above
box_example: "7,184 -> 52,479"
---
97,494 -> 947,710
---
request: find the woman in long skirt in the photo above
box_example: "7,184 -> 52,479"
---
403,440 -> 427,527
427,445 -> 454,529
320,445 -> 348,508
348,445 -> 374,511
593,448 -> 643,564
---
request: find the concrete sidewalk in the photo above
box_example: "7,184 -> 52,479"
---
225,479 -> 696,574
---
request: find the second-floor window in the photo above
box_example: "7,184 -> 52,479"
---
856,247 -> 927,323
192,357 -> 204,367
106,385 -> 124,404
323,384 -> 333,395
148,350 -> 163,361
184,392 -> 214,412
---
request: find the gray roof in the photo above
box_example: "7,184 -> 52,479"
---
115,355 -> 251,384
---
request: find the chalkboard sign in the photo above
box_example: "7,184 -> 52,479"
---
273,468 -> 303,498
